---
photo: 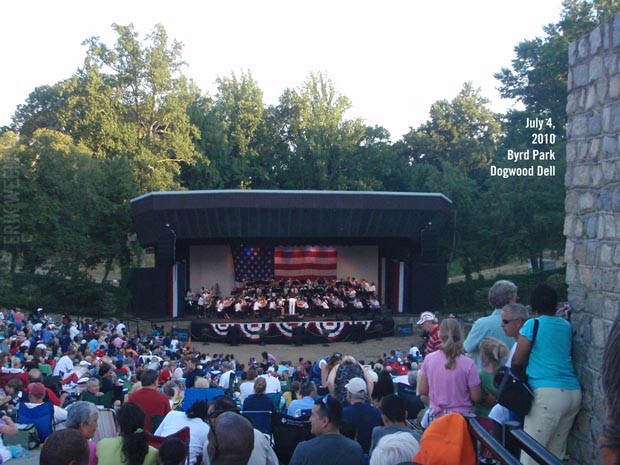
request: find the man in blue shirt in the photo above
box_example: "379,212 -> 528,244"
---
341,377 -> 383,454
288,381 -> 317,417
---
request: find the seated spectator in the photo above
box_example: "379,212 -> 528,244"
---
239,368 -> 257,402
282,380 -> 301,410
202,395 -> 278,465
97,402 -> 158,465
217,361 -> 235,390
341,377 -> 383,454
25,368 -> 67,406
370,432 -> 420,465
370,394 -> 420,456
154,400 -> 209,465
242,378 -> 275,413
81,377 -> 117,409
24,381 -> 67,425
158,437 -> 187,465
66,401 -> 99,465
41,429 -> 90,465
289,396 -> 364,465
205,411 -> 254,465
128,369 -> 171,433
287,381 -> 317,418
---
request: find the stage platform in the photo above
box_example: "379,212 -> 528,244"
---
189,317 -> 395,344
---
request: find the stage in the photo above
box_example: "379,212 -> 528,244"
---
189,317 -> 395,344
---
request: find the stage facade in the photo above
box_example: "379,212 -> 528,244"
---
128,190 -> 452,319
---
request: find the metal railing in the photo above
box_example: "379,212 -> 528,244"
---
464,415 -> 564,465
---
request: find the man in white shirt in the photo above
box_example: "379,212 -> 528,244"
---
53,348 -> 76,378
218,362 -> 235,390
260,368 -> 281,394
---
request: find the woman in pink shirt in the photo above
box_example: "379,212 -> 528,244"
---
418,318 -> 481,424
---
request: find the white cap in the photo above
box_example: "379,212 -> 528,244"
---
416,311 -> 436,325
345,377 -> 368,394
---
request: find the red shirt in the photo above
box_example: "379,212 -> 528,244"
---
128,387 -> 170,432
426,325 -> 442,355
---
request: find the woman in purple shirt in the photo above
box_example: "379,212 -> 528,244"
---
418,318 -> 481,424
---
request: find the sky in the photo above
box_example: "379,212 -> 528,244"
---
1,1 -> 565,141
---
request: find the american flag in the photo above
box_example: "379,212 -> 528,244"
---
274,246 -> 337,280
232,245 -> 275,281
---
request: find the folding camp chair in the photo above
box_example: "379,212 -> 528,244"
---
242,410 -> 273,443
180,388 -> 224,412
93,407 -> 118,443
148,426 -> 191,465
17,401 -> 54,441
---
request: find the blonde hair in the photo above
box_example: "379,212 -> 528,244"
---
439,318 -> 464,370
479,337 -> 509,370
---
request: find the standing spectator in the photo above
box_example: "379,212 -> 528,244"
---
512,284 -> 581,465
416,312 -> 441,355
128,369 -> 171,433
418,318 -> 481,424
289,396 -> 364,465
341,377 -> 384,454
463,280 -> 517,369
600,312 -> 620,465
327,355 -> 374,404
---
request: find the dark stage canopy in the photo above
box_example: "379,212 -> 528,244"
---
128,190 -> 453,318
130,190 -> 453,246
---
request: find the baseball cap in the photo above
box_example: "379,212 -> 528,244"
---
28,382 -> 46,397
416,311 -> 436,325
345,377 -> 367,395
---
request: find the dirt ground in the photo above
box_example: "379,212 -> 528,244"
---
189,332 -> 427,366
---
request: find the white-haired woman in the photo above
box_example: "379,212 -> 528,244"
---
66,401 -> 99,465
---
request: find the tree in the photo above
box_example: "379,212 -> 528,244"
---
62,23 -> 200,192
272,72 -> 374,190
0,129 -> 136,280
401,82 -> 501,175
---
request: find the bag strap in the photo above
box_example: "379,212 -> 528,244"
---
531,318 -> 540,347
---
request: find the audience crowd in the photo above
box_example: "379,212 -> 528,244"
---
4,278 -> 586,465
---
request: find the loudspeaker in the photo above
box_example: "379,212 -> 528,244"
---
156,233 -> 176,266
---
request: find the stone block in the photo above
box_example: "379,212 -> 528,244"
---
573,64 -> 589,88
580,190 -> 596,211
569,41 -> 578,66
580,265 -> 593,287
589,137 -> 602,161
589,112 -> 601,135
612,187 -> 620,210
601,269 -> 616,291
575,218 -> 584,238
614,245 -> 620,265
590,55 -> 603,83
603,294 -> 619,319
591,164 -> 603,187
597,188 -> 612,211
585,86 -> 598,111
601,243 -> 613,266
604,213 -> 617,237
603,105 -> 612,132
578,37 -> 590,59
566,263 -> 578,283
592,317 -> 607,347
564,214 -> 574,235
603,161 -> 618,182
610,74 -> 620,99
586,215 -> 598,238
573,165 -> 590,186
580,314 -> 592,342
566,140 -> 577,163
614,14 -> 620,48
597,77 -> 609,102
574,242 -> 587,264
586,241 -> 598,265
591,27 -> 602,54
603,22 -> 611,50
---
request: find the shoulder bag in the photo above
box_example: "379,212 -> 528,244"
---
496,318 -> 539,417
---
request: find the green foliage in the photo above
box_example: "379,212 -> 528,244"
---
402,82 -> 501,174
1,273 -> 128,317
445,267 -> 567,313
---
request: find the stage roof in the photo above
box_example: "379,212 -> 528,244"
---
130,190 -> 453,246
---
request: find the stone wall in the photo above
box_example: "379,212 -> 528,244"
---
566,12 -> 620,465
